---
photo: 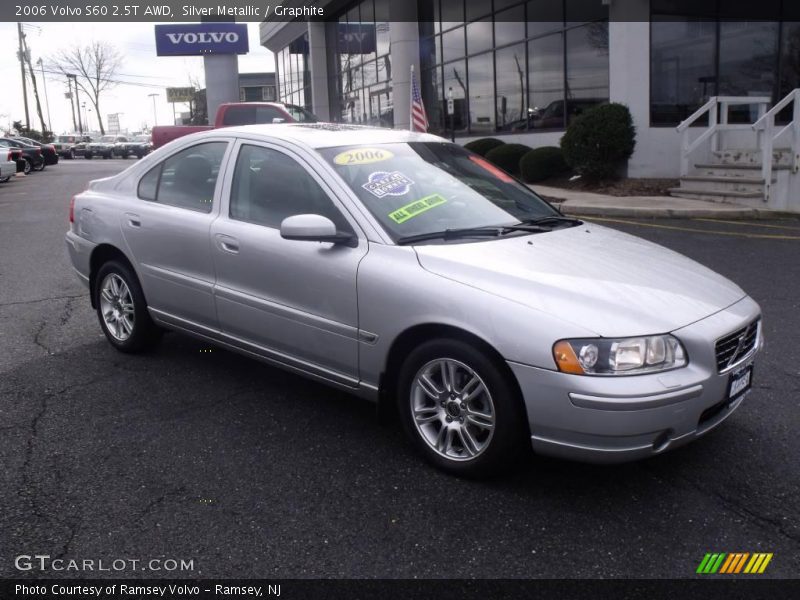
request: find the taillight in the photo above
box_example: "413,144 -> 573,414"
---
69,197 -> 75,224
6,151 -> 11,161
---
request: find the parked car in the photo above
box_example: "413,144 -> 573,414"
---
14,136 -> 59,165
85,135 -> 129,159
0,138 -> 45,173
65,125 -> 762,477
151,102 -> 318,149
52,134 -> 91,159
0,146 -> 17,182
0,145 -> 23,177
127,135 -> 152,158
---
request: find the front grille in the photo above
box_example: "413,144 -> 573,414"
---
715,318 -> 759,372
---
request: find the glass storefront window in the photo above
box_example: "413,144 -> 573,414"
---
528,33 -> 565,130
650,19 -> 717,125
565,22 -> 609,125
468,52 -> 495,133
442,26 -> 465,64
422,0 -> 608,135
467,20 -> 493,56
276,33 -> 312,112
495,7 -> 525,48
495,44 -> 527,131
332,0 -> 393,127
443,60 -> 468,133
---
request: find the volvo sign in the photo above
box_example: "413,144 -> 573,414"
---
155,23 -> 249,56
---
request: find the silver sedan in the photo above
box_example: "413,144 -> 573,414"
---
65,124 -> 762,477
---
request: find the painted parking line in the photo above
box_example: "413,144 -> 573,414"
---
580,216 -> 800,240
692,218 -> 800,231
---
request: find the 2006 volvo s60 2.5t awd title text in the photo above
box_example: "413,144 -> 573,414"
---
65,124 -> 762,477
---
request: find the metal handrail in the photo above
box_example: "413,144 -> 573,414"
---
676,98 -> 717,133
752,89 -> 798,130
675,96 -> 772,179
749,89 -> 800,200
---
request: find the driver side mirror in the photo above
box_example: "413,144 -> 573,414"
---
280,214 -> 355,247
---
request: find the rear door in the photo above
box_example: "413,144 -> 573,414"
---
120,139 -> 233,330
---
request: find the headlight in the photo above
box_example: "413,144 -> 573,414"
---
552,335 -> 687,376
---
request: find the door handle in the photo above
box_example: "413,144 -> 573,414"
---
124,212 -> 141,228
215,234 -> 240,254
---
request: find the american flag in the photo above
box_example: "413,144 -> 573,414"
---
410,66 -> 428,132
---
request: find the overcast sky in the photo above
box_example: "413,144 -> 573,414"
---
0,22 -> 274,135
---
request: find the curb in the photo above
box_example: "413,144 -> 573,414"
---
558,205 -> 800,220
560,205 -> 758,219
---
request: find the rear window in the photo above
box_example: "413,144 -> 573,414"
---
220,105 -> 284,126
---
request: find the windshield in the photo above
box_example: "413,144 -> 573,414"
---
319,142 -> 559,242
284,104 -> 318,123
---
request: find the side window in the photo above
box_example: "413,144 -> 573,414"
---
137,164 -> 159,200
230,144 -> 351,232
136,142 -> 227,212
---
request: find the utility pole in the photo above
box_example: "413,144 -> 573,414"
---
66,81 -> 77,132
37,58 -> 52,135
148,93 -> 159,127
70,74 -> 83,134
17,23 -> 30,130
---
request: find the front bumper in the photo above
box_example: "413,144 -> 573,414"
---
509,296 -> 762,463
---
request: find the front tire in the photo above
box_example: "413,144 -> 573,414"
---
397,338 -> 528,478
94,260 -> 162,353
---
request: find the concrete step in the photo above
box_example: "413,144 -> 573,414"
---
678,175 -> 771,194
712,147 -> 793,166
694,162 -> 791,175
669,188 -> 766,203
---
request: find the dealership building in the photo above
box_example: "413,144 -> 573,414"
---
260,0 -> 800,205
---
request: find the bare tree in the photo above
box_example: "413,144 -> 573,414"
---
50,41 -> 123,135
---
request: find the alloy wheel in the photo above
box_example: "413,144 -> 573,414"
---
99,273 -> 135,341
410,358 -> 496,461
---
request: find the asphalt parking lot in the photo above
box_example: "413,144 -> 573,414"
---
0,160 -> 798,580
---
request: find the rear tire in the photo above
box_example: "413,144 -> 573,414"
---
68,149 -> 75,159
94,260 -> 162,353
22,158 -> 32,174
397,338 -> 528,478
33,161 -> 45,172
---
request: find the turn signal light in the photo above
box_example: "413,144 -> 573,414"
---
552,340 -> 584,374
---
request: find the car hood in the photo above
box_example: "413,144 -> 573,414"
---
413,223 -> 746,337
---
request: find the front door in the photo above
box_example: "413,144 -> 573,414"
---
210,142 -> 367,384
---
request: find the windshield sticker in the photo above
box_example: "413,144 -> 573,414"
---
468,155 -> 514,183
389,194 -> 447,224
362,171 -> 415,198
333,147 -> 394,166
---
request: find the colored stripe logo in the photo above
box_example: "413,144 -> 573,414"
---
697,552 -> 773,574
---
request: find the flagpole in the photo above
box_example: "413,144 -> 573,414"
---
409,64 -> 414,132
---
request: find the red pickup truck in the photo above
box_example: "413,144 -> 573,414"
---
152,102 -> 318,149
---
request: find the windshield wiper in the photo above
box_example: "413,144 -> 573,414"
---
396,223 -> 549,245
396,227 -> 504,245
516,215 -> 583,227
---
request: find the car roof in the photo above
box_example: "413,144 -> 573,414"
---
221,123 -> 444,150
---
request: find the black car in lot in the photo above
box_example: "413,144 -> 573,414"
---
13,136 -> 59,166
0,138 -> 45,173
